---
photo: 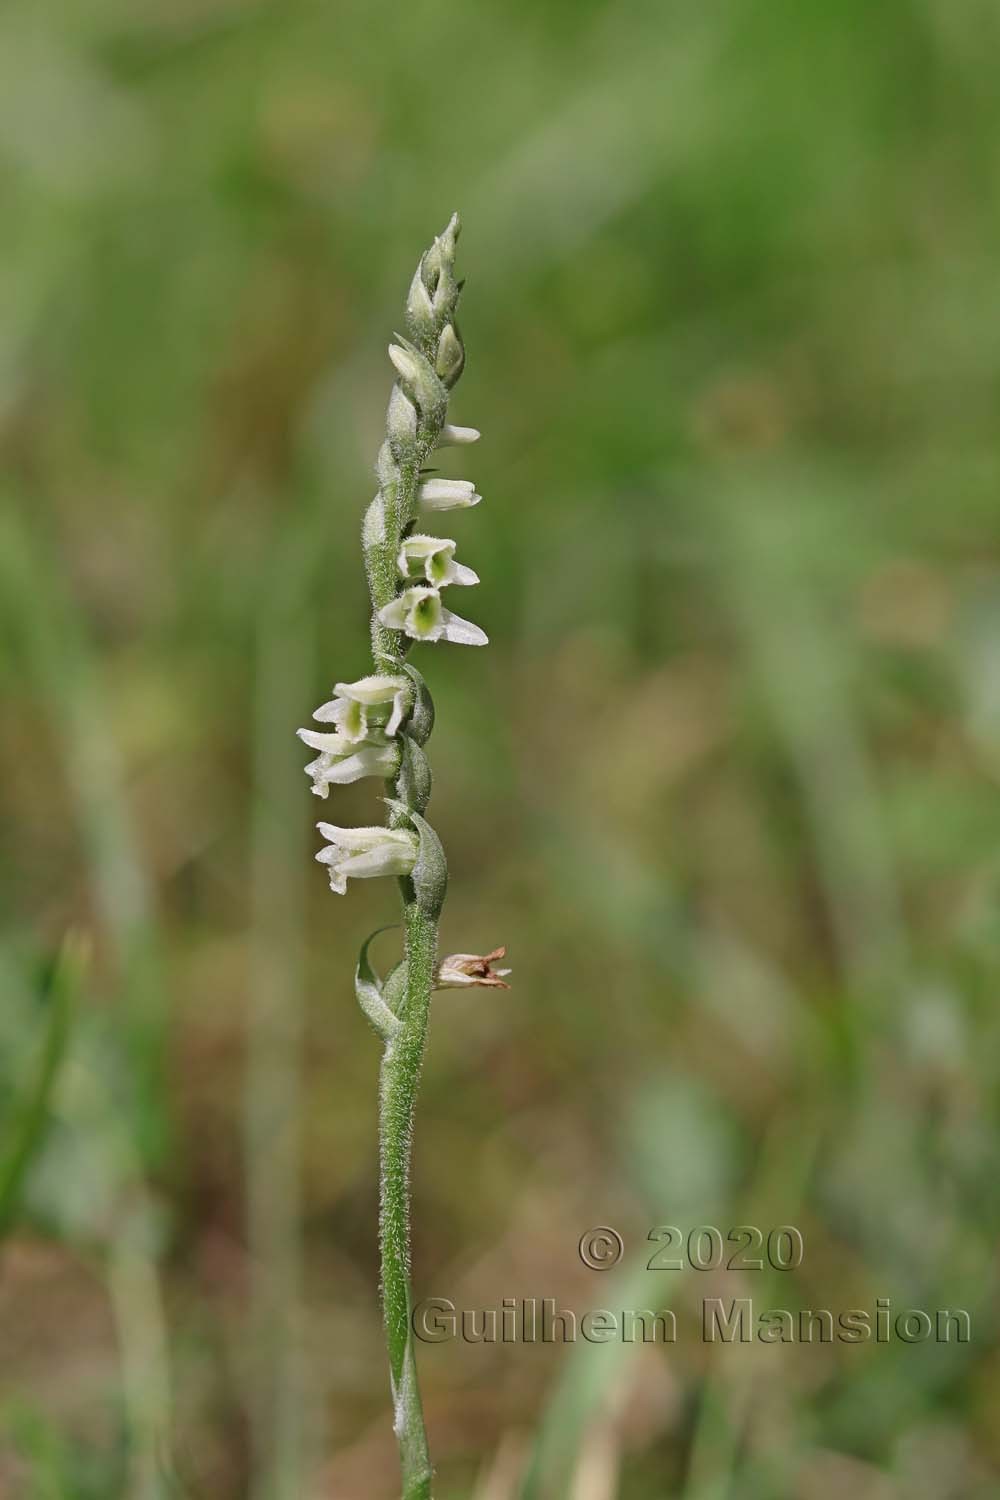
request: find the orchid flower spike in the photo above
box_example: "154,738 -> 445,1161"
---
436,947 -> 511,990
315,823 -> 418,895
378,585 -> 487,646
298,215 -> 505,1491
418,478 -> 481,511
398,535 -> 479,588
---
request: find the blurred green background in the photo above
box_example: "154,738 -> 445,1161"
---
2,0 -> 999,1495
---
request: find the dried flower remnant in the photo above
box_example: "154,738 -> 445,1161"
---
436,947 -> 512,990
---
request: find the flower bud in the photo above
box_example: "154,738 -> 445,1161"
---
387,341 -> 419,383
363,494 -> 387,549
420,214 -> 460,306
388,341 -> 446,419
386,384 -> 418,454
375,441 -> 397,490
435,323 -> 464,386
405,266 -> 436,338
437,424 -> 480,447
417,478 -> 480,511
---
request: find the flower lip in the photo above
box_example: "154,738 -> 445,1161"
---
330,674 -> 410,737
309,694 -> 367,744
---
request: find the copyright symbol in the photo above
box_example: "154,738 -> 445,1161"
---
578,1226 -> 624,1270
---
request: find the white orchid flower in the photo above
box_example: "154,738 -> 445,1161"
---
378,586 -> 487,646
299,737 -> 400,798
315,823 -> 418,895
417,478 -> 481,511
309,674 -> 411,743
397,535 -> 479,589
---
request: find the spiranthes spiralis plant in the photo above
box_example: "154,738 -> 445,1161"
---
298,215 -> 510,1498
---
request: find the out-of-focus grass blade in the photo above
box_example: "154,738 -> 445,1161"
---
4,1399 -> 72,1500
0,935 -> 83,1238
0,504 -> 166,1168
517,1257 -> 669,1500
100,3 -> 286,81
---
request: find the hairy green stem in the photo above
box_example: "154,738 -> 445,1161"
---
377,897 -> 437,1498
357,215 -> 469,1496
307,214 -> 498,1498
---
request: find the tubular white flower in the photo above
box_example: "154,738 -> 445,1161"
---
300,739 -> 400,798
315,823 -> 418,895
397,535 -> 479,589
378,586 -> 487,647
304,674 -> 410,746
437,423 -> 480,447
332,674 -> 410,737
417,478 -> 481,512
